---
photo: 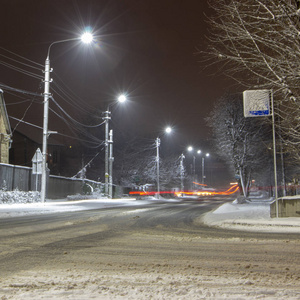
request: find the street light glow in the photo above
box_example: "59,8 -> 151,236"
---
206,153 -> 210,157
197,150 -> 202,154
81,32 -> 93,44
165,126 -> 172,134
187,146 -> 193,152
118,94 -> 127,103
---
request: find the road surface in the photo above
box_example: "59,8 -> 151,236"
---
1,197 -> 300,299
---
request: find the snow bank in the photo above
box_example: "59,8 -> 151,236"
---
0,190 -> 40,204
201,198 -> 300,233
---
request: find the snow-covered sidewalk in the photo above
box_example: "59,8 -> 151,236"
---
0,198 -> 138,219
202,198 -> 300,233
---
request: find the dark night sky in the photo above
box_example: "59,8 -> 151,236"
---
0,0 -> 234,185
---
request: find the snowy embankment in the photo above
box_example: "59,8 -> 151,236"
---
201,196 -> 300,233
0,197 -> 139,219
0,190 -> 40,204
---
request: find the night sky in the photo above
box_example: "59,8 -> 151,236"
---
0,0 -> 233,186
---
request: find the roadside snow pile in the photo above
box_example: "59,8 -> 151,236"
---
212,200 -> 270,219
200,199 -> 272,229
0,189 -> 40,204
67,189 -> 105,201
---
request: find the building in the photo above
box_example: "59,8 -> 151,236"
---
9,118 -> 63,174
0,90 -> 12,163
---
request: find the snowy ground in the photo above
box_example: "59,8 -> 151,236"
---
1,196 -> 300,299
202,197 -> 300,233
1,195 -> 300,233
0,198 -> 140,219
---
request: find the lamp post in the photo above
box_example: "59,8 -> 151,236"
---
156,126 -> 172,199
201,153 -> 210,185
41,32 -> 93,203
103,94 -> 127,198
179,153 -> 185,191
156,137 -> 161,199
187,146 -> 201,185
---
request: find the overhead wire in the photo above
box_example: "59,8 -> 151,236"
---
50,96 -> 105,128
9,116 -> 105,147
0,82 -> 42,97
11,97 -> 36,135
0,47 -> 107,148
51,71 -> 98,114
0,60 -> 43,80
0,52 -> 43,71
72,152 -> 100,178
49,107 -> 104,146
0,47 -> 44,67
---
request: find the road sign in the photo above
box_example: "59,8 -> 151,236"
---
243,89 -> 271,117
32,148 -> 43,175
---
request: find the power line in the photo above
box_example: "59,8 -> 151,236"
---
9,116 -> 104,146
50,96 -> 105,128
0,60 -> 43,80
0,83 -> 42,97
0,47 -> 44,67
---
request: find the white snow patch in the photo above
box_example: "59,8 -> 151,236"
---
202,198 -> 300,233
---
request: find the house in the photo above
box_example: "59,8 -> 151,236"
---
9,117 -> 64,174
0,90 -> 12,163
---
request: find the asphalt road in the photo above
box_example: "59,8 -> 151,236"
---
1,197 -> 300,299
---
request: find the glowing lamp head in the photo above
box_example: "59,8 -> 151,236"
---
118,94 -> 127,103
165,126 -> 172,134
206,153 -> 210,157
81,32 -> 93,44
187,146 -> 193,152
197,150 -> 201,154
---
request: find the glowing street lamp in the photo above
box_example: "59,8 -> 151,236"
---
201,153 -> 210,185
187,146 -> 201,183
165,126 -> 172,134
156,126 -> 172,199
117,94 -> 127,103
41,31 -> 94,203
104,94 -> 127,198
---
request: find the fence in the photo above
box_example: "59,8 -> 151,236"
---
0,163 -> 31,191
47,175 -> 104,199
0,163 -> 108,199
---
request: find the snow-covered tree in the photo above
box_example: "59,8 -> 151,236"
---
206,93 -> 272,199
114,137 -> 185,190
204,0 -> 300,163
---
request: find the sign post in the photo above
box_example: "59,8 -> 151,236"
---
243,90 -> 278,217
32,148 -> 43,192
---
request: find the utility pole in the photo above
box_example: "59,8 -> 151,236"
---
103,109 -> 111,197
108,129 -> 114,198
202,157 -> 205,185
180,153 -> 185,191
41,55 -> 51,203
156,137 -> 161,199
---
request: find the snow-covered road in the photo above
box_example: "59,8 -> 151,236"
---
1,197 -> 300,299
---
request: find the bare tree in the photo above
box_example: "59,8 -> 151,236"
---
206,93 -> 272,199
204,0 -> 300,162
114,138 -> 184,190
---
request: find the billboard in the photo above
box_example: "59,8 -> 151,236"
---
243,89 -> 271,117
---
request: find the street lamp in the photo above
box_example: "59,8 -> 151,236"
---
156,126 -> 172,199
41,31 -> 94,203
187,146 -> 201,184
201,153 -> 210,185
103,94 -> 127,198
179,153 -> 185,191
